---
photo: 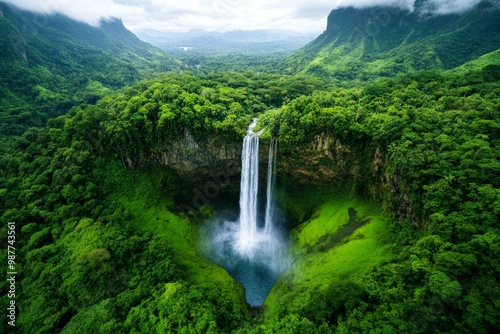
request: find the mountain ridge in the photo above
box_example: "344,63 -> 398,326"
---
0,1 -> 180,138
281,0 -> 500,82
135,28 -> 317,52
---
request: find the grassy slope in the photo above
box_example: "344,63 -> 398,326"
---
265,188 -> 395,318
448,48 -> 500,74
102,162 -> 249,318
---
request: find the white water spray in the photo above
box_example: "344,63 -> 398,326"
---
205,120 -> 289,306
236,119 -> 260,253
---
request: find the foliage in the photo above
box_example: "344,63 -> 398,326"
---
0,67 -> 323,333
79,71 -> 322,161
0,3 -> 499,329
257,66 -> 500,332
0,99 -> 246,332
0,2 -> 180,145
280,3 -> 500,83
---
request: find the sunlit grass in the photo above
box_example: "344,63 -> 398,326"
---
264,193 -> 396,318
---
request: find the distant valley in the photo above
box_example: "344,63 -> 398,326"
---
135,28 -> 317,53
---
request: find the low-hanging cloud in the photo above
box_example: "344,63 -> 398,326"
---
422,0 -> 484,14
0,0 -> 486,33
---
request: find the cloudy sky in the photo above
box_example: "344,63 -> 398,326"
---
3,0 -> 483,33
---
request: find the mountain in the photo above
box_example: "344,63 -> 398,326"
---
281,0 -> 500,82
135,28 -> 317,53
449,48 -> 500,75
0,1 -> 180,138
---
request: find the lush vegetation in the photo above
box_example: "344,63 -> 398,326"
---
0,2 -> 179,145
0,70 -> 322,333
252,65 -> 500,332
281,1 -> 500,84
1,1 -> 499,333
2,61 -> 498,332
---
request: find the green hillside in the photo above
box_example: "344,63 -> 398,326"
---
449,49 -> 500,74
281,0 -> 500,83
0,2 -> 180,140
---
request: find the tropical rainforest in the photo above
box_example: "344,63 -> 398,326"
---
1,0 -> 499,333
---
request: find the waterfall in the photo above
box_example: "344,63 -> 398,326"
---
237,121 -> 278,254
264,139 -> 277,235
204,120 -> 290,306
237,120 -> 260,253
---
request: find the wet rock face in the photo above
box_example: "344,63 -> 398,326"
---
279,132 -> 375,185
123,131 -> 243,188
279,132 -> 418,225
123,130 -> 418,224
153,132 -> 241,183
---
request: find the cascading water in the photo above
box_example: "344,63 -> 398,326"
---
204,120 -> 289,306
237,119 -> 260,254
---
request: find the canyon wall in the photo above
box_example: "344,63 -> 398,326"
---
122,131 -> 418,224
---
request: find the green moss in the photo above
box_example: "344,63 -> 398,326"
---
276,184 -> 352,224
264,194 -> 396,319
292,198 -> 369,251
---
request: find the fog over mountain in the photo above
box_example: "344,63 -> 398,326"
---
1,0 -> 488,33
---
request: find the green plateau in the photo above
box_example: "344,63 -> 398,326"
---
0,0 -> 499,333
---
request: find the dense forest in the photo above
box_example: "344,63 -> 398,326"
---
0,2 -> 179,143
1,0 -> 499,333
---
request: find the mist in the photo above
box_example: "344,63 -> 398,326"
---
0,0 -> 486,34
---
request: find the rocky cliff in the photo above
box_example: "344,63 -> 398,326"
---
123,130 -> 418,224
278,132 -> 418,224
122,131 -> 243,188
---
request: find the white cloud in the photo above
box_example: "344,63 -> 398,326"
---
2,0 -> 144,26
425,0 -> 482,14
0,0 -> 485,33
